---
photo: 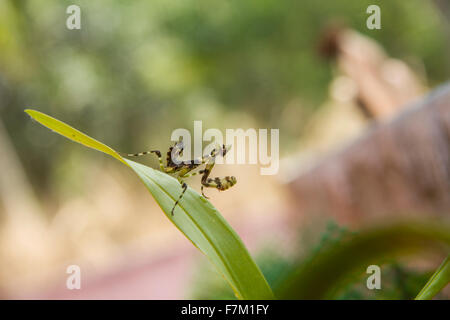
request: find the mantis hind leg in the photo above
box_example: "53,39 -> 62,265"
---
171,180 -> 187,216
170,167 -> 204,214
201,185 -> 209,199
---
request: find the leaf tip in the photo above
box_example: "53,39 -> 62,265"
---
24,108 -> 38,119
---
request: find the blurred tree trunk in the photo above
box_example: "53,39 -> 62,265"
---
0,118 -> 41,219
434,0 -> 450,21
0,117 -> 49,298
289,83 -> 450,224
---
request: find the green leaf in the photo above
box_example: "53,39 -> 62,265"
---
25,109 -> 125,164
277,223 -> 450,299
415,255 -> 450,300
25,109 -> 274,300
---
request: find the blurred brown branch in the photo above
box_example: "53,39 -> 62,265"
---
289,83 -> 450,224
319,28 -> 425,120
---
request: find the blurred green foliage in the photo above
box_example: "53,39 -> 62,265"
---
190,221 -> 450,300
0,0 -> 448,201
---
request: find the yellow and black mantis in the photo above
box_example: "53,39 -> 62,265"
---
122,138 -> 237,215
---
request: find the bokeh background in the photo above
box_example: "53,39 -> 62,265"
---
0,0 -> 449,299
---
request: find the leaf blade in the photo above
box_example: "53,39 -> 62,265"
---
415,255 -> 450,300
24,109 -> 125,164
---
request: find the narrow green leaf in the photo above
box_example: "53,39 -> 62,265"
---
24,109 -> 125,165
415,255 -> 450,300
25,109 -> 274,300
